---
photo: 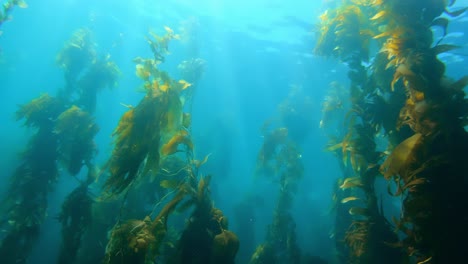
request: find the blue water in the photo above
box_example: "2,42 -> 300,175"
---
1,0 -> 467,263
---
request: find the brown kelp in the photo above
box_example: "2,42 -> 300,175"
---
102,27 -> 190,197
56,28 -> 120,113
251,125 -> 303,264
57,182 -> 94,264
316,1 -> 403,263
316,0 -> 468,263
372,0 -> 468,262
0,94 -> 64,264
102,26 -> 237,264
168,175 -> 239,264
53,30 -> 120,264
0,0 -> 27,35
0,28 -> 120,264
55,105 -> 99,176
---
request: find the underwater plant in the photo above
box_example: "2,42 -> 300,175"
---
104,188 -> 187,264
56,29 -> 120,113
316,0 -> 468,263
0,0 -> 27,35
55,105 -> 99,176
251,113 -> 305,263
101,26 -> 238,264
0,26 -> 119,264
102,27 -> 192,197
168,175 -> 239,264
57,182 -> 94,264
316,1 -> 406,262
0,94 -> 65,264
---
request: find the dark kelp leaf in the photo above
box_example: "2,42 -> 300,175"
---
431,44 -> 459,55
444,7 -> 467,17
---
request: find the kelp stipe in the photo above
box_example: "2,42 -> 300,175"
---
0,94 -> 64,264
250,88 -> 315,263
101,27 -> 237,264
316,0 -> 468,263
315,1 -> 404,263
0,27 -> 120,263
372,1 -> 468,262
56,28 -> 120,113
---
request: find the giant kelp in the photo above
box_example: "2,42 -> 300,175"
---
102,27 -> 237,264
316,0 -> 468,263
56,29 -> 120,113
168,175 -> 239,264
55,105 -> 99,176
250,93 -> 307,263
0,94 -> 64,264
372,1 -> 468,262
57,183 -> 94,264
316,1 -> 405,263
0,0 -> 27,35
102,27 -> 192,197
0,28 -> 120,264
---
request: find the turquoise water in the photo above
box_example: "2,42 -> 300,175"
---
1,1 -> 467,263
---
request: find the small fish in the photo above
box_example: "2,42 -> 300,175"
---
339,177 -> 363,189
341,196 -> 360,204
160,179 -> 179,189
370,11 -> 387,20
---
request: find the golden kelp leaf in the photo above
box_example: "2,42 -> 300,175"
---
193,153 -> 211,168
178,80 -> 192,90
402,177 -> 426,192
159,83 -> 170,92
341,196 -> 360,203
325,142 -> 343,152
136,64 -> 150,79
391,64 -> 415,91
339,177 -> 363,189
160,179 -> 179,189
349,207 -> 368,216
380,133 -> 423,180
413,90 -> 425,101
161,130 -> 193,155
373,31 -> 391,39
370,10 -> 386,20
385,58 -> 398,70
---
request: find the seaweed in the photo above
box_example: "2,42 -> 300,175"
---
102,28 -> 192,197
57,182 -> 94,264
0,0 -> 27,36
168,175 -> 239,264
250,97 -> 305,263
55,105 -> 99,175
0,94 -> 64,264
317,0 -> 468,262
56,29 -> 120,113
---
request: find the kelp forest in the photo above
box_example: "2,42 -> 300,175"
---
0,0 -> 467,264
